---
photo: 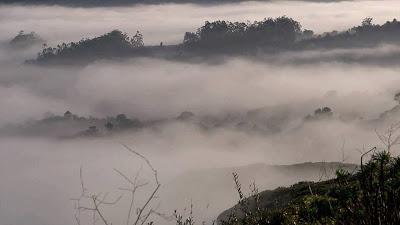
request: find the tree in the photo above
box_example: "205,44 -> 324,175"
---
36,30 -> 145,64
64,110 -> 73,119
394,92 -> 400,104
362,17 -> 373,27
314,107 -> 333,117
183,32 -> 199,46
116,114 -> 128,123
131,31 -> 144,48
115,114 -> 142,129
177,111 -> 195,120
184,16 -> 303,50
302,29 -> 314,39
104,122 -> 114,131
305,107 -> 333,121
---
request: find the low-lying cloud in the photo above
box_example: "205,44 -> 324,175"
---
2,1 -> 400,225
1,1 -> 400,45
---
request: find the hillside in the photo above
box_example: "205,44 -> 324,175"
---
29,17 -> 400,65
217,151 -> 400,225
160,161 -> 356,225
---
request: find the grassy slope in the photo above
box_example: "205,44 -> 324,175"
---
217,163 -> 357,223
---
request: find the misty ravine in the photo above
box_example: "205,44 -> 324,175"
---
2,1 -> 400,225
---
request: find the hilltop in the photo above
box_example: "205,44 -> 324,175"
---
29,17 -> 400,65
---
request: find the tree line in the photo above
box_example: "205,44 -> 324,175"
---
31,17 -> 400,64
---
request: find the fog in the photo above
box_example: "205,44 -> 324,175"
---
2,1 -> 400,225
2,1 -> 400,45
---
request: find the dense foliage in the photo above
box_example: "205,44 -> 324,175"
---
182,17 -> 400,52
302,17 -> 400,49
183,16 -> 302,52
30,16 -> 400,65
36,30 -> 144,64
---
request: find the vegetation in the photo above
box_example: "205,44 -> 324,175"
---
10,30 -> 44,48
216,150 -> 400,225
301,17 -> 400,49
0,110 -> 144,138
304,107 -> 333,121
30,17 -> 400,65
68,139 -> 400,225
183,16 -> 302,52
67,119 -> 400,225
35,30 -> 145,64
183,17 -> 400,52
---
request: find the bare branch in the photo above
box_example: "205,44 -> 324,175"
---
91,195 -> 110,225
121,144 -> 159,185
375,122 -> 400,152
114,167 -> 148,225
361,147 -> 377,169
120,144 -> 161,225
72,144 -> 163,225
